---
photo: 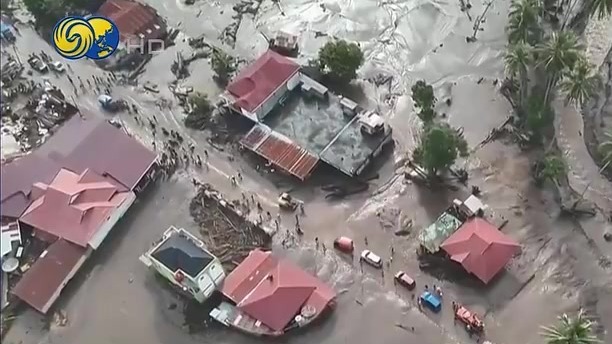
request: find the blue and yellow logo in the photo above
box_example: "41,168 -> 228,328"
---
52,16 -> 120,60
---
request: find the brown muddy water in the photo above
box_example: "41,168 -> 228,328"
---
2,0 -> 612,343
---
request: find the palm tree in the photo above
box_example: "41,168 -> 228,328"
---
537,31 -> 582,104
589,0 -> 612,19
598,132 -> 612,171
505,42 -> 532,111
537,154 -> 566,185
541,310 -> 599,344
560,58 -> 599,106
507,0 -> 541,44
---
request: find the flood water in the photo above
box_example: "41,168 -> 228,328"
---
3,0 -> 612,344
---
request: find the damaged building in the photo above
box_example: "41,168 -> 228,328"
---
222,50 -> 393,180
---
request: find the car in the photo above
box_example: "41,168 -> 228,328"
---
394,271 -> 416,290
277,192 -> 298,211
360,249 -> 383,268
27,57 -> 48,73
50,61 -> 65,73
419,291 -> 441,313
333,236 -> 354,254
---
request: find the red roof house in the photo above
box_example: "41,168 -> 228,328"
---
221,249 -> 336,332
440,217 -> 521,284
98,0 -> 166,43
1,117 -> 156,220
12,239 -> 90,313
226,50 -> 300,116
19,168 -> 132,249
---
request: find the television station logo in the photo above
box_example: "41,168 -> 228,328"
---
52,16 -> 120,60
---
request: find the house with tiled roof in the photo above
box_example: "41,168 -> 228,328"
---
4,116 -> 157,314
97,0 -> 166,49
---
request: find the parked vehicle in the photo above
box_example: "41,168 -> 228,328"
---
277,193 -> 298,211
393,271 -> 416,290
419,291 -> 441,313
27,56 -> 48,73
49,61 -> 65,73
360,250 -> 382,268
333,237 -> 354,254
453,302 -> 484,335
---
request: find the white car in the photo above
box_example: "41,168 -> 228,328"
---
360,250 -> 383,268
50,61 -> 65,73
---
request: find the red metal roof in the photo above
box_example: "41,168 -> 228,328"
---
98,0 -> 165,42
19,168 -> 130,248
226,50 -> 300,113
1,154 -> 63,219
12,239 -> 89,314
37,116 -> 157,191
240,125 -> 319,180
440,217 -> 521,284
221,249 -> 336,332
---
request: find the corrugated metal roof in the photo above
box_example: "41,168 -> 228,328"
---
226,50 -> 300,113
441,217 -> 520,284
240,124 -> 319,180
2,117 -> 155,219
418,212 -> 462,253
221,249 -> 336,332
12,239 -> 90,313
98,0 -> 165,42
36,116 -> 157,190
19,168 -> 130,248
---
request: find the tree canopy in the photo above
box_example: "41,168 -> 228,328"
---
210,50 -> 235,87
413,123 -> 468,176
541,310 -> 600,344
537,154 -> 566,185
317,40 -> 364,83
411,80 -> 437,124
184,92 -> 213,130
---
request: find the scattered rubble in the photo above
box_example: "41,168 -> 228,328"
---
189,184 -> 271,271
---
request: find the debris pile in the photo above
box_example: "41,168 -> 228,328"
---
1,84 -> 78,152
189,184 -> 271,271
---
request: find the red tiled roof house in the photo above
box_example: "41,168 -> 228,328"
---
213,249 -> 336,336
98,0 -> 166,48
7,116 -> 157,314
224,50 -> 301,122
440,217 -> 521,284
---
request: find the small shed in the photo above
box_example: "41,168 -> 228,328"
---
301,78 -> 328,99
340,97 -> 358,117
418,212 -> 462,253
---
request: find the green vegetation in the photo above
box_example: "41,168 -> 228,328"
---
316,40 -> 364,83
413,123 -> 468,177
541,310 -> 600,344
184,92 -> 213,130
598,132 -> 612,170
210,50 -> 235,87
504,0 -> 605,141
410,79 -> 468,178
23,0 -> 97,29
536,154 -> 566,185
589,0 -> 612,19
411,80 -> 437,124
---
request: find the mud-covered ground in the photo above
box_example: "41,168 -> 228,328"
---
2,0 -> 612,344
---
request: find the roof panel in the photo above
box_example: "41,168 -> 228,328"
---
226,50 -> 300,112
240,125 -> 319,180
418,212 -> 462,253
12,239 -> 89,313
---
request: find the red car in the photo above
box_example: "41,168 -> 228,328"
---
394,271 -> 416,290
333,236 -> 354,254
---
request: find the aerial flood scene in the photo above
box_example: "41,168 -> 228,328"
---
1,0 -> 612,342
